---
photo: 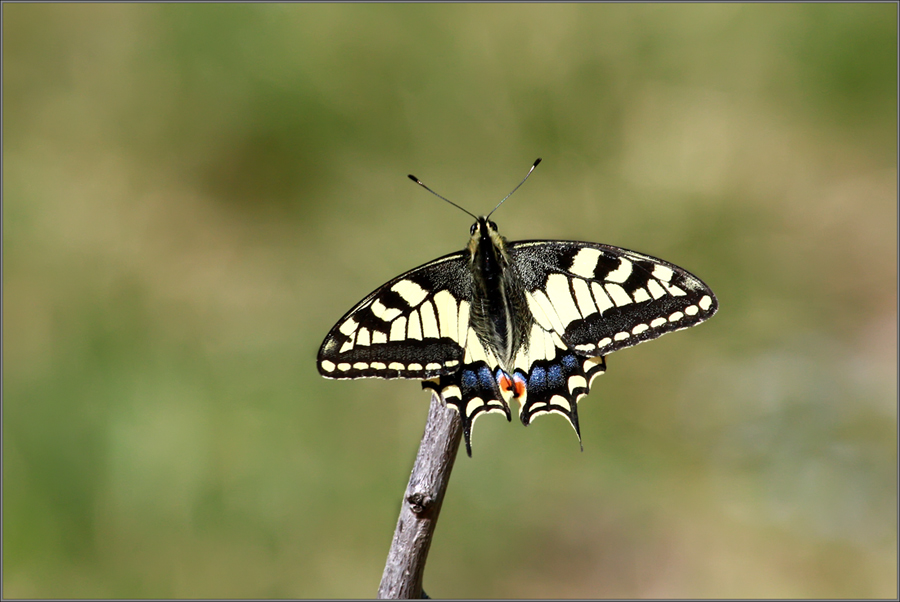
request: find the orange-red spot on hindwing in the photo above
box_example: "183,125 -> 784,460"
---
498,369 -> 527,399
512,373 -> 527,398
498,372 -> 513,393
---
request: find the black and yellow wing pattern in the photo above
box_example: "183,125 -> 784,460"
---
318,219 -> 717,456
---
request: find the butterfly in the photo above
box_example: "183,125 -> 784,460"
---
317,159 -> 718,456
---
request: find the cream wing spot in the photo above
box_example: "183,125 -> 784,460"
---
550,394 -> 572,411
528,402 -> 547,414
699,295 -> 713,311
391,279 -> 428,307
669,311 -> 684,322
419,300 -> 439,339
532,289 -> 566,334
371,362 -> 386,370
587,368 -> 605,387
465,398 -> 484,416
569,247 -> 602,278
632,323 -> 649,335
356,328 -> 370,346
572,278 -> 597,318
543,329 -> 557,361
546,274 -> 581,326
372,299 -> 402,322
591,282 -> 614,313
551,332 -> 566,350
531,324 -> 548,361
583,357 -> 604,373
605,283 -> 633,306
353,362 -> 368,370
614,331 -> 630,341
434,290 -> 458,339
605,258 -> 633,283
684,305 -> 699,316
525,291 -> 554,331
647,279 -> 667,299
632,287 -> 651,303
340,339 -> 354,353
339,318 -> 359,336
372,330 -> 387,344
321,360 -> 336,372
408,363 -> 422,371
390,316 -> 407,341
426,362 -> 441,370
338,362 -> 351,371
652,264 -> 674,282
388,362 -> 404,371
457,300 -> 470,347
650,317 -> 667,328
597,337 -> 612,348
513,348 -> 529,373
407,311 -> 422,340
567,375 -> 587,393
662,282 -> 687,296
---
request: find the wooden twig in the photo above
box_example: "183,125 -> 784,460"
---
377,391 -> 462,599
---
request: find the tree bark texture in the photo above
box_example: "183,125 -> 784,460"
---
377,391 -> 462,599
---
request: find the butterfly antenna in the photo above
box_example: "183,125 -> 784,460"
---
408,174 -> 478,220
487,157 -> 541,219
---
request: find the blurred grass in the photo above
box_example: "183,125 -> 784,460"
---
3,3 -> 896,598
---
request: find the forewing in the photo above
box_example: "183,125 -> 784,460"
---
317,251 -> 474,380
511,240 -> 718,357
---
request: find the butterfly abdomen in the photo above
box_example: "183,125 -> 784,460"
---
467,218 -> 533,371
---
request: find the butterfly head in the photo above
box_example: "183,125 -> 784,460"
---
467,216 -> 509,266
469,216 -> 499,239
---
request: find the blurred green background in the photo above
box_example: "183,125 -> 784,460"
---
3,4 -> 896,598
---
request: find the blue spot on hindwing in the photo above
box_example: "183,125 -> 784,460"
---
547,364 -> 564,388
528,365 -> 547,391
477,365 -> 494,389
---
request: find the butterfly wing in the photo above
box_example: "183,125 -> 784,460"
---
319,239 -> 718,457
317,251 -> 475,380
318,250 -> 512,453
506,240 -> 718,430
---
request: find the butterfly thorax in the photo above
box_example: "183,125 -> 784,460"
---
467,217 -> 531,371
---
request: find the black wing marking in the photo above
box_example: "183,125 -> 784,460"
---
515,353 -> 607,440
505,241 -> 717,434
318,248 -> 516,456
319,239 -> 718,456
317,251 -> 473,380
511,241 -> 718,357
422,361 -> 512,457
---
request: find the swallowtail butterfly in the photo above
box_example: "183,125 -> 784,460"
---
318,159 -> 718,456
